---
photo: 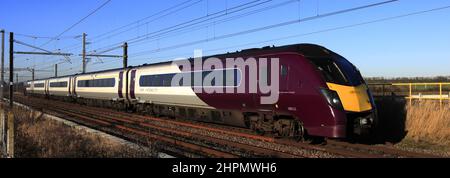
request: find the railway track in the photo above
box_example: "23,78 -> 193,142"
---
324,140 -> 441,158
5,102 -> 225,158
11,94 -> 440,158
12,95 -> 300,158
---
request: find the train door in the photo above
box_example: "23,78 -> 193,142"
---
68,77 -> 72,96
72,76 -> 77,97
280,63 -> 289,92
129,69 -> 137,100
124,68 -> 136,107
44,80 -> 49,96
30,81 -> 34,94
125,69 -> 131,102
118,71 -> 124,99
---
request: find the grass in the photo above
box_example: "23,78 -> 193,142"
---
6,106 -> 157,158
404,101 -> 450,145
375,97 -> 450,150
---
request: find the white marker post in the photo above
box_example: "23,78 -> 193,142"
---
0,108 -> 4,157
6,111 -> 13,158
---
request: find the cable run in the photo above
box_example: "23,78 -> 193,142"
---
133,4 -> 450,65
127,0 -> 302,48
30,1 -> 202,70
130,0 -> 399,57
39,0 -> 112,48
37,0 -> 399,74
15,33 -> 81,40
91,0 -> 202,40
90,0 -> 270,53
126,0 -> 274,45
90,0 -> 206,45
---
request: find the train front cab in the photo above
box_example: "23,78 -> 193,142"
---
307,50 -> 377,138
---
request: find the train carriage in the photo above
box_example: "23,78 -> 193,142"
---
74,71 -> 119,100
29,80 -> 46,95
48,77 -> 70,97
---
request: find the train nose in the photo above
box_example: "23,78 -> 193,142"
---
326,83 -> 373,112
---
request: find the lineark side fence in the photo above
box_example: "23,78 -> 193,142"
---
368,82 -> 450,107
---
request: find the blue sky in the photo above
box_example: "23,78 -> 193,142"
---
1,0 -> 450,81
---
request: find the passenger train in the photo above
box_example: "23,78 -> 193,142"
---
26,44 -> 377,139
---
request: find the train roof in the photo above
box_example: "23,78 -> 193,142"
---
29,43 -> 332,82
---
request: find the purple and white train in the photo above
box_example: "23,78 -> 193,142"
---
26,44 -> 377,139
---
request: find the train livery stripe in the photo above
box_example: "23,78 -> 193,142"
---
118,71 -> 124,98
130,69 -> 137,99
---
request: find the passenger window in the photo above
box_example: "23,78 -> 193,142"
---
77,78 -> 115,87
139,69 -> 241,87
281,65 -> 288,77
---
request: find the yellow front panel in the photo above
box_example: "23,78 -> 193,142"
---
327,83 -> 373,112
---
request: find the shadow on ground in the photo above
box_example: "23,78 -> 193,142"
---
372,96 -> 408,144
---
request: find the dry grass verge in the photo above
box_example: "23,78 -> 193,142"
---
405,101 -> 450,145
375,98 -> 450,147
8,106 -> 157,158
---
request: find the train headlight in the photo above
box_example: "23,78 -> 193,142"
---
332,98 -> 340,105
320,88 -> 344,110
360,118 -> 369,125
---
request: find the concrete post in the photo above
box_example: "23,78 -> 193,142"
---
0,108 -> 4,156
6,111 -> 13,158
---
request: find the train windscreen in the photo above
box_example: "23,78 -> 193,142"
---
309,56 -> 364,86
333,55 -> 365,86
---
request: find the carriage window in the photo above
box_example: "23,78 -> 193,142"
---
139,75 -> 153,87
139,69 -> 240,87
140,74 -> 173,87
77,78 -> 115,87
34,83 -> 45,88
50,81 -> 68,88
152,76 -> 161,86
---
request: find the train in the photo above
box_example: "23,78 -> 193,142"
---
25,44 -> 377,139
